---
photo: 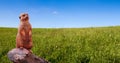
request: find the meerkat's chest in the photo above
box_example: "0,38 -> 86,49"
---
20,24 -> 30,35
23,25 -> 30,33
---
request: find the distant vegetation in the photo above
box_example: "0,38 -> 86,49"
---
0,26 -> 120,63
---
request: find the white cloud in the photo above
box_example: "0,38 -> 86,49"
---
52,11 -> 58,15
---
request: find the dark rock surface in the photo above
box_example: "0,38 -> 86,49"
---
7,48 -> 49,63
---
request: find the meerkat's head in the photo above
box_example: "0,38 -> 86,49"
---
19,13 -> 29,21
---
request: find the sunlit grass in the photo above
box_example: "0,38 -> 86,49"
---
0,26 -> 120,63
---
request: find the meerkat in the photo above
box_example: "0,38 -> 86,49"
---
16,13 -> 33,52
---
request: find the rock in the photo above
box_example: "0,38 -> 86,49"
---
7,48 -> 49,63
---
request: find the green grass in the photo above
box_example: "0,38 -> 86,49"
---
0,26 -> 120,63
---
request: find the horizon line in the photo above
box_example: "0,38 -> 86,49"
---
0,25 -> 120,29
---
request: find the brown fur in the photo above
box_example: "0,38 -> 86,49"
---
16,13 -> 33,51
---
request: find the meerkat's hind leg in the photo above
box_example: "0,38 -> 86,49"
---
28,49 -> 33,53
19,47 -> 24,50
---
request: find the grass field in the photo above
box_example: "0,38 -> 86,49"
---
0,26 -> 120,63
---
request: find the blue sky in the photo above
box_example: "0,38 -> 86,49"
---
0,0 -> 120,28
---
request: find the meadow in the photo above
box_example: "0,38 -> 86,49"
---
0,26 -> 120,63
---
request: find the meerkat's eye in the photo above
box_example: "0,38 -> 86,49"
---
19,16 -> 21,19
